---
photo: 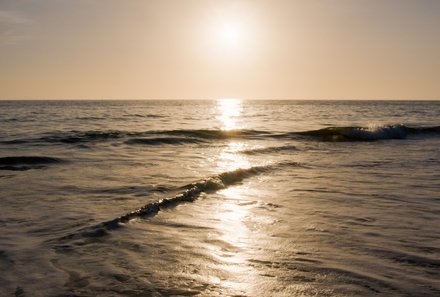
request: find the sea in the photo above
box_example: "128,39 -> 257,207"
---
0,100 -> 439,297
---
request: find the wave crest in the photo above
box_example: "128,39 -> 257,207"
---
59,161 -> 301,241
3,125 -> 439,146
294,124 -> 440,141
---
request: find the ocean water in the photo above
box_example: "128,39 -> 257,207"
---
0,100 -> 439,297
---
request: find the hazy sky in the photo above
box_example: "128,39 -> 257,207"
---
1,0 -> 439,99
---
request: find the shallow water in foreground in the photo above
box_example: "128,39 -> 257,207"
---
0,100 -> 439,296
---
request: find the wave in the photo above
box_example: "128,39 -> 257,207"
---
371,247 -> 440,268
1,129 -> 270,146
123,114 -> 165,118
152,129 -> 271,140
0,139 -> 30,145
0,156 -> 63,171
59,161 -> 301,241
240,144 -> 298,155
288,124 -> 440,142
125,137 -> 205,146
2,125 -> 440,147
39,130 -> 126,144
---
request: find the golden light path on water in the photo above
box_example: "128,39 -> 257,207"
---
215,98 -> 251,173
215,98 -> 250,171
216,98 -> 243,131
210,99 -> 261,293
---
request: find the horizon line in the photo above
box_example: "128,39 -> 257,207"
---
1,98 -> 440,101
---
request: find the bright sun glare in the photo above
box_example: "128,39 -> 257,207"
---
204,11 -> 256,56
216,99 -> 243,130
219,23 -> 242,47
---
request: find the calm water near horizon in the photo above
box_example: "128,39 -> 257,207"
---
0,100 -> 439,296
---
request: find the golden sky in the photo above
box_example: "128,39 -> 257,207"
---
0,0 -> 439,99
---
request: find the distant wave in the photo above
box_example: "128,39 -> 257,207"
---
125,137 -> 205,146
0,140 -> 29,145
122,114 -> 165,118
59,161 -> 301,241
74,114 -> 165,120
0,156 -> 63,171
0,129 -> 270,146
39,131 -> 126,144
2,125 -> 440,146
239,145 -> 299,155
154,129 -> 271,140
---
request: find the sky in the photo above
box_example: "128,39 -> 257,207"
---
0,0 -> 439,100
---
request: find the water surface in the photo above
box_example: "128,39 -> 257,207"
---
0,100 -> 439,296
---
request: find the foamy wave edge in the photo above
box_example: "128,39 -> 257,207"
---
59,161 -> 301,241
292,124 -> 440,141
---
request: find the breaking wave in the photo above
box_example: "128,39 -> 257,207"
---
287,124 -> 440,142
59,161 -> 301,241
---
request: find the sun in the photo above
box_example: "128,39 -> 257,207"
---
201,10 -> 258,58
218,22 -> 242,48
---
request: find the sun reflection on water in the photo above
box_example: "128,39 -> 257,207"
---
217,141 -> 251,172
210,99 -> 263,293
216,98 -> 243,131
215,99 -> 251,172
211,184 -> 256,292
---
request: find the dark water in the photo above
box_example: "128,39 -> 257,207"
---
0,100 -> 439,296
